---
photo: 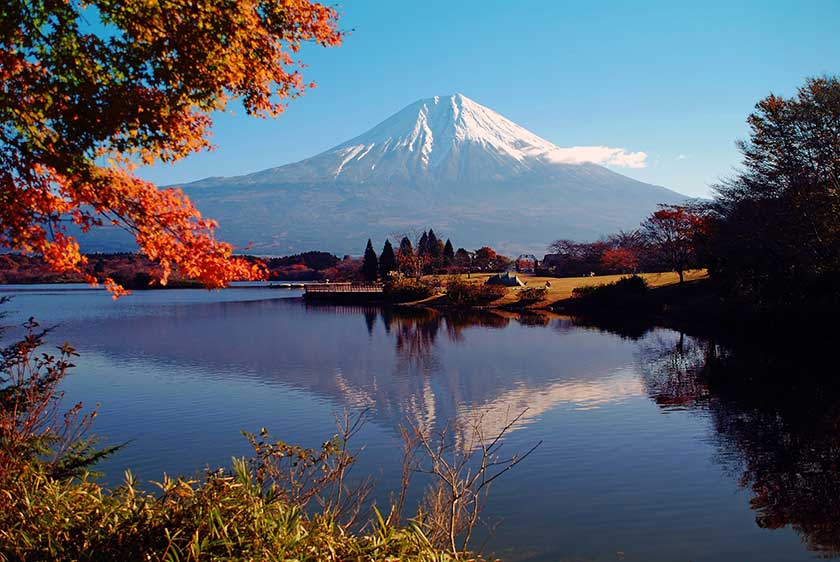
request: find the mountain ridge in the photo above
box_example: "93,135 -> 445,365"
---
83,94 -> 688,255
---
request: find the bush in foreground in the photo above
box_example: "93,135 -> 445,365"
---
1,460 -> 456,562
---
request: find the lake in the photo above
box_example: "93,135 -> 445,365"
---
0,285 -> 835,561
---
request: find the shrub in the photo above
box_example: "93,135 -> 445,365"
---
384,274 -> 439,302
445,277 -> 507,306
573,275 -> 648,297
571,275 -> 650,312
0,317 -> 117,485
517,286 -> 547,305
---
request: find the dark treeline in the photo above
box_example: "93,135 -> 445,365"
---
360,229 -> 512,282
705,76 -> 840,308
0,251 -> 356,286
543,205 -> 706,282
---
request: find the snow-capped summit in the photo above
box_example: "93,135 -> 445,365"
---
248,94 -> 583,186
328,93 -> 558,179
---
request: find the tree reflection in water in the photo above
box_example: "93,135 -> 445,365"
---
378,308 -> 514,370
637,330 -> 840,557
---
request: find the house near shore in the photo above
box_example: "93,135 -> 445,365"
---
485,272 -> 525,287
540,253 -> 565,274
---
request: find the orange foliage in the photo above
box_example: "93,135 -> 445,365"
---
600,247 -> 639,273
0,0 -> 342,296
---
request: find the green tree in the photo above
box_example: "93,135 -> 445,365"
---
379,240 -> 398,279
362,239 -> 378,282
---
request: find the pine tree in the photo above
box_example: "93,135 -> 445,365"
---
362,239 -> 378,282
417,231 -> 429,256
379,239 -> 398,279
443,239 -> 455,264
427,229 -> 441,258
399,236 -> 414,256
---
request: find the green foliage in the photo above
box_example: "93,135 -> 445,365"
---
0,459 -> 464,562
445,278 -> 507,306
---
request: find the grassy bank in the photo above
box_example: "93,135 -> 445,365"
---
414,270 -> 708,309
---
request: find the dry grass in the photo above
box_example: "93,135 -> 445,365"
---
429,270 -> 708,308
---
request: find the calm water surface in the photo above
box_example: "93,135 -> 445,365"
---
1,285 -> 835,561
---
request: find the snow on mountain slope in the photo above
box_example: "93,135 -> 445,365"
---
199,93 -> 612,188
80,94 -> 688,255
319,93 -> 559,184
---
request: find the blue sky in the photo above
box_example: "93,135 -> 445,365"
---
137,0 -> 840,198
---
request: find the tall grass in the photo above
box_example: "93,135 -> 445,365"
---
1,303 -> 536,561
1,459 -> 463,562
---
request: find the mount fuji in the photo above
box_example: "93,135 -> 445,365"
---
89,94 -> 688,255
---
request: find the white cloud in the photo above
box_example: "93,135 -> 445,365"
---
541,146 -> 648,168
676,153 -> 690,160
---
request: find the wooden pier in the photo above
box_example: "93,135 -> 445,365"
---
303,282 -> 384,301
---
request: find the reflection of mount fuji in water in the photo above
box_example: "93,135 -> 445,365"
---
61,298 -> 644,439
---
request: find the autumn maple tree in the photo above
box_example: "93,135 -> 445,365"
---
642,205 -> 707,283
0,0 -> 342,296
600,247 -> 638,274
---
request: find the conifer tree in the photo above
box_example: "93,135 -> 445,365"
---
418,232 -> 430,256
399,236 -> 414,256
443,239 -> 455,264
397,236 -> 418,277
379,240 -> 398,279
362,239 -> 379,282
427,229 -> 441,258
